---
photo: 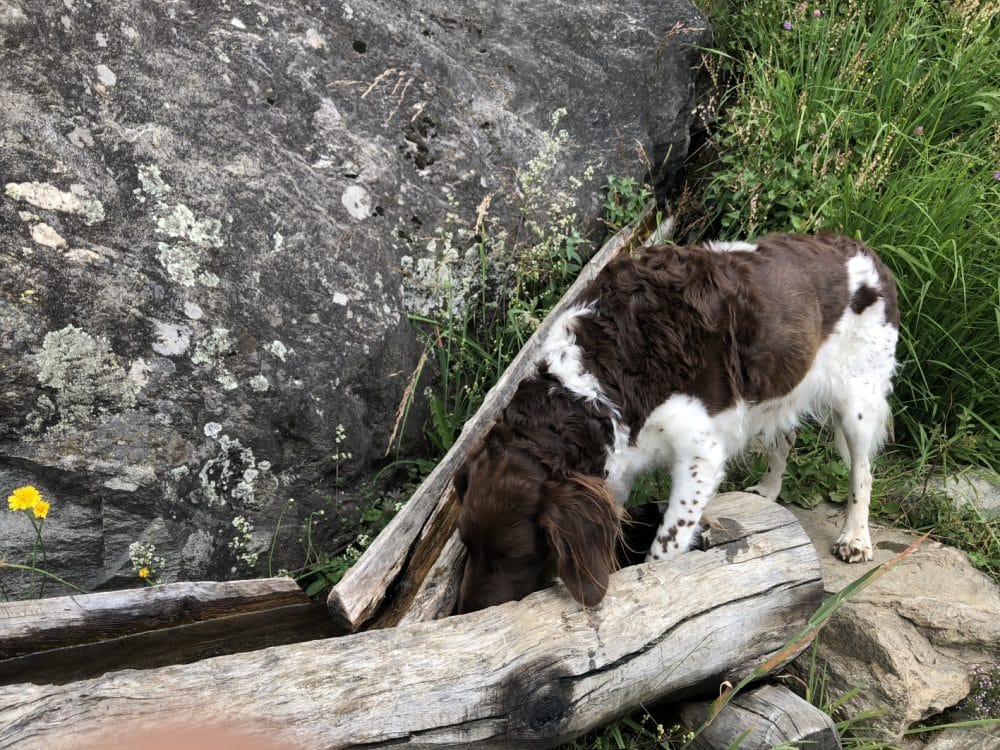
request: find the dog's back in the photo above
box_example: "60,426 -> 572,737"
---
566,233 -> 898,432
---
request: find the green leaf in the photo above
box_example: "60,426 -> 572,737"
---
304,578 -> 328,597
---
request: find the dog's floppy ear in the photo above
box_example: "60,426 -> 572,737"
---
540,474 -> 621,607
453,460 -> 470,502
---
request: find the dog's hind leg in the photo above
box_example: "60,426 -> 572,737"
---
746,429 -> 795,502
832,391 -> 890,563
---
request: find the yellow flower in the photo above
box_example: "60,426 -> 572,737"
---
138,567 -> 151,579
8,486 -> 41,512
32,500 -> 50,519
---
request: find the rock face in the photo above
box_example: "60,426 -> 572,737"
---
0,1 -> 711,595
928,470 -> 1000,515
787,502 -> 1000,741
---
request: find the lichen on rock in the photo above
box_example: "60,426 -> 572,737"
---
36,324 -> 139,421
0,0 -> 711,594
198,433 -> 273,511
4,180 -> 105,225
191,327 -> 239,390
156,204 -> 223,248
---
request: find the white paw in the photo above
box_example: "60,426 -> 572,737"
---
746,483 -> 779,502
832,530 -> 874,563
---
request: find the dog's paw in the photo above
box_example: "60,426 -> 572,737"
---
745,483 -> 779,502
832,532 -> 874,563
645,544 -> 684,563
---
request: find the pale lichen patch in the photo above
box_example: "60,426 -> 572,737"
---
341,184 -> 372,220
157,204 -> 223,248
95,64 -> 116,87
156,243 -> 200,287
5,181 -> 105,225
191,328 -> 238,390
135,164 -> 171,202
304,27 -> 326,49
30,222 -> 67,249
128,358 -> 152,388
37,325 -> 139,420
151,320 -> 192,356
68,126 -> 94,149
198,270 -> 220,288
197,434 -> 271,510
64,247 -> 106,264
264,340 -> 289,361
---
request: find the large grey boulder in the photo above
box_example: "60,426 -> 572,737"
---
0,1 -> 711,596
787,502 -> 1000,742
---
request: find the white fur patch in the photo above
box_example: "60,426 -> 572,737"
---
541,305 -> 631,468
705,241 -> 758,253
541,304 -> 604,405
846,252 -> 881,294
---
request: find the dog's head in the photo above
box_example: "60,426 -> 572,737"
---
454,441 -> 621,613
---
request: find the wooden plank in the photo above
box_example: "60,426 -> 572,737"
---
0,602 -> 336,686
327,207 -> 661,633
395,531 -> 465,627
0,577 -> 309,660
369,492 -> 461,629
1,493 -> 825,750
678,683 -> 841,750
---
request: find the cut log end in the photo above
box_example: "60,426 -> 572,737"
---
678,683 -> 842,750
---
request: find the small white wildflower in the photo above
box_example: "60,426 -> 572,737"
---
228,515 -> 258,569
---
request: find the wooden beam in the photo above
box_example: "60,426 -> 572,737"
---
327,207 -> 661,633
677,683 -> 841,750
0,602 -> 335,686
2,493 -> 824,750
0,577 -> 310,660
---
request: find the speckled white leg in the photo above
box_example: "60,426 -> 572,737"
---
646,444 -> 726,561
832,387 -> 892,563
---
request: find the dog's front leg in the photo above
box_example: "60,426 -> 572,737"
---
646,447 -> 726,561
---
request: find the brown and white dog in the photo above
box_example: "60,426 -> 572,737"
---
455,233 -> 899,613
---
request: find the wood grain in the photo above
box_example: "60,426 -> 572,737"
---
1,603 -> 335,686
2,493 -> 824,750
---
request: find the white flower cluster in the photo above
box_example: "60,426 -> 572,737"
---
128,541 -> 165,580
334,423 -> 353,462
228,515 -> 259,570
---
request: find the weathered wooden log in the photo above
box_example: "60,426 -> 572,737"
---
1,492 -> 824,750
327,207 -> 662,632
677,683 -> 841,750
0,578 -> 336,685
